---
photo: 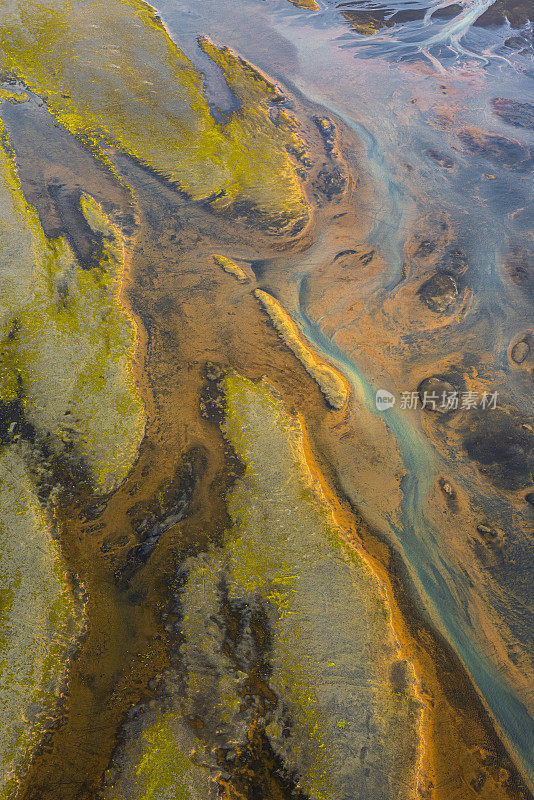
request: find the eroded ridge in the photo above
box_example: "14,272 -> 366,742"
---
0,0 -> 309,231
254,289 -> 349,410
103,373 -> 423,800
0,122 -> 145,493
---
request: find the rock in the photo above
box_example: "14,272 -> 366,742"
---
477,524 -> 498,538
510,340 -> 530,364
418,273 -> 458,312
418,377 -> 458,413
313,116 -> 336,153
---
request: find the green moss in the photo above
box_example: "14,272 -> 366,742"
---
219,372 -> 421,800
0,127 -> 145,492
213,254 -> 248,282
134,715 -> 197,800
0,0 -> 308,229
0,88 -> 30,104
105,707 -> 213,800
0,445 -> 83,800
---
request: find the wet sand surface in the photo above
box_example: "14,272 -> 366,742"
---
0,0 -> 532,798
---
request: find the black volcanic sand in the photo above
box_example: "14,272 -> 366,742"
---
457,127 -> 533,172
474,0 -> 533,28
492,99 -> 534,131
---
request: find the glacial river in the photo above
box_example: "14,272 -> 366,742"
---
148,0 -> 534,784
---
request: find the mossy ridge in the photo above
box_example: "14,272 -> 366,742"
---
106,711 -> 211,800
0,445 -> 83,800
213,254 -> 248,283
0,0 -> 308,230
254,290 -> 348,409
0,118 -> 49,338
103,374 -> 420,799
200,37 -> 309,228
0,127 -> 145,492
220,372 -> 421,800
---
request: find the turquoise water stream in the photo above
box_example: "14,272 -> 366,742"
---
149,0 -> 534,782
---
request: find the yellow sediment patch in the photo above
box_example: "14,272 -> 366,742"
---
213,254 -> 248,283
287,0 -> 320,10
254,289 -> 348,409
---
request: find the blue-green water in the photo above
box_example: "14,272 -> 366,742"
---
142,0 -> 534,782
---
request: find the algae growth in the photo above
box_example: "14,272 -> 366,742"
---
0,0 -> 309,230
